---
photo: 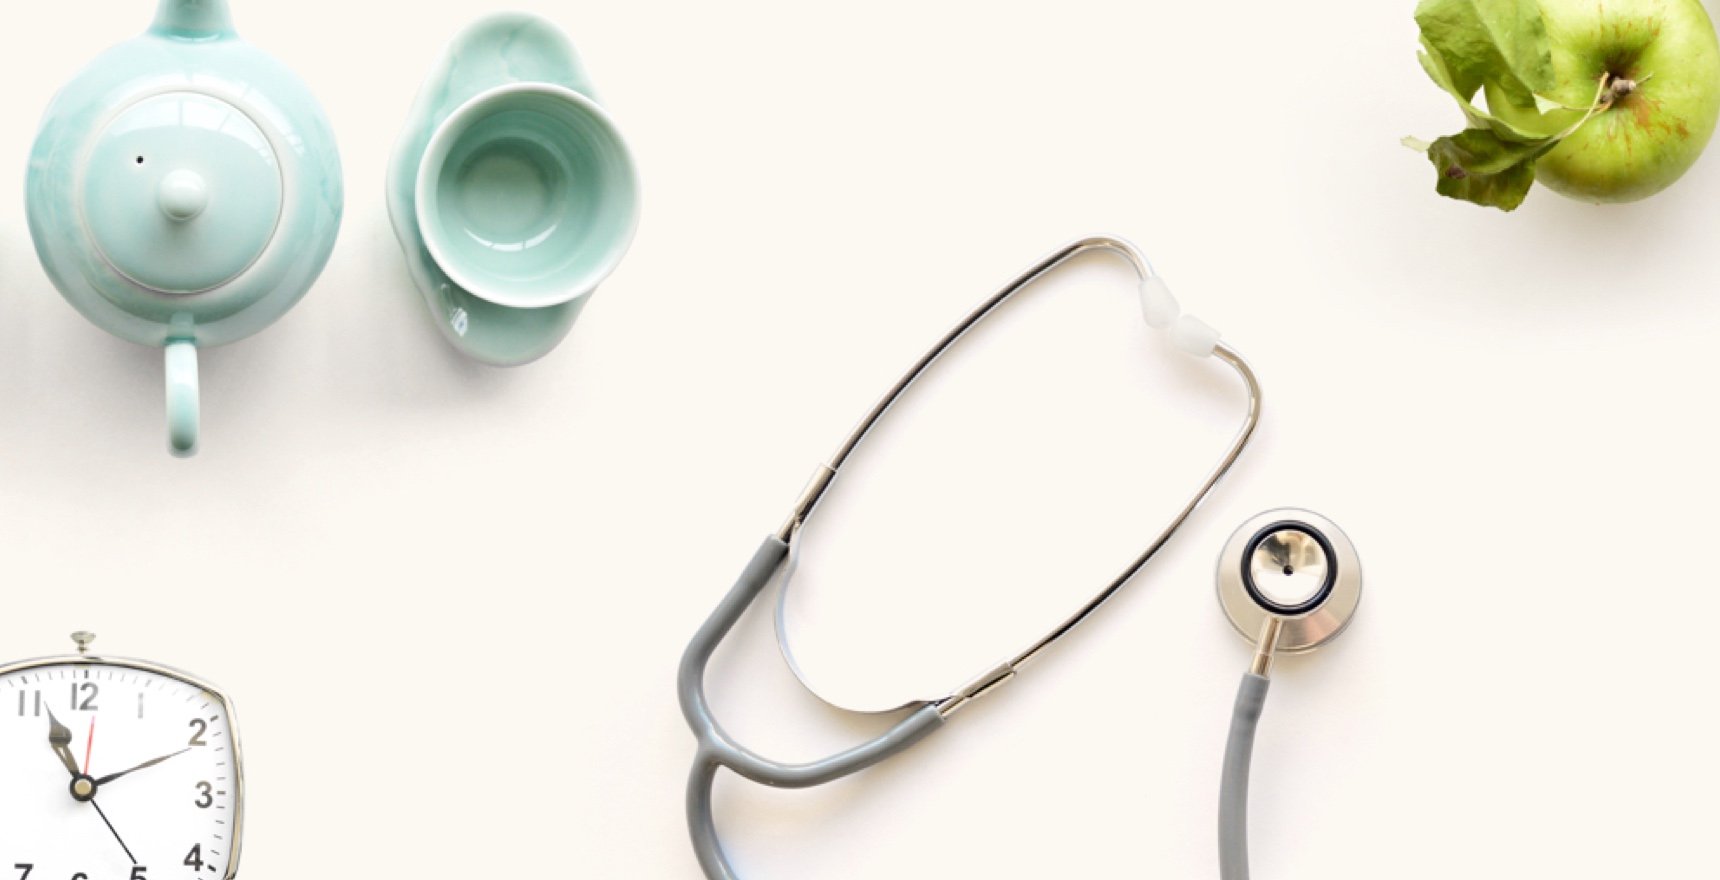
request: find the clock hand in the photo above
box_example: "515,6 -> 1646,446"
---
82,716 -> 95,775
43,708 -> 80,778
88,798 -> 138,865
93,748 -> 192,786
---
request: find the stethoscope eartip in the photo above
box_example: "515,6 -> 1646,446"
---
1217,508 -> 1361,655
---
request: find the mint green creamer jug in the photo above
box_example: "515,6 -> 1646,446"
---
27,0 -> 343,457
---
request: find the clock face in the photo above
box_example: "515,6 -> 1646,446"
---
0,659 -> 242,880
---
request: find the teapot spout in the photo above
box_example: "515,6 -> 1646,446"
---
151,0 -> 235,39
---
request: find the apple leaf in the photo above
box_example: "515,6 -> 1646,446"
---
1421,128 -> 1556,211
1414,0 -> 1553,104
1406,0 -> 1619,210
1415,39 -> 1547,142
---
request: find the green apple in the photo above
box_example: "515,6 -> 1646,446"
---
1486,0 -> 1720,203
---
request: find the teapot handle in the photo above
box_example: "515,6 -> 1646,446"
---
165,340 -> 199,457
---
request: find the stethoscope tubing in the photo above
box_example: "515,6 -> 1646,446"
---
1219,672 -> 1269,880
678,537 -> 945,879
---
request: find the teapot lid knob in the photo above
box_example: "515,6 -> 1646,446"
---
158,169 -> 208,221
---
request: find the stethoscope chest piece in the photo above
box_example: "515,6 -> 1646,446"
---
1217,508 -> 1361,654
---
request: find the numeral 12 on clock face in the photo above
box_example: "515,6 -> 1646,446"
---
0,634 -> 244,880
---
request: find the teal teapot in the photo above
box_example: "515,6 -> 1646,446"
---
27,0 -> 343,456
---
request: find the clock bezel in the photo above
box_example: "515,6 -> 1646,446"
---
0,651 -> 246,880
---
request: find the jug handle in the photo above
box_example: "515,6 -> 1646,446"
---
165,339 -> 199,457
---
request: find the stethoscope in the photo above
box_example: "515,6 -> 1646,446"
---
677,235 -> 1263,878
1213,508 -> 1362,880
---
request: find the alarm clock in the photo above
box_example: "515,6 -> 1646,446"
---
0,633 -> 243,879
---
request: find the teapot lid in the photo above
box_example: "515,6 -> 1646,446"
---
79,91 -> 283,294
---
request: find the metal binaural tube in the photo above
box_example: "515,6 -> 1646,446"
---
778,236 -> 1262,699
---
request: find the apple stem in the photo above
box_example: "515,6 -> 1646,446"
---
1609,78 -> 1638,100
1547,73 -> 1619,142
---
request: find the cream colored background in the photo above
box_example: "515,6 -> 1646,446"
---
1,0 -> 1717,876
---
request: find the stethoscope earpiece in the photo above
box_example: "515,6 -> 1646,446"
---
1217,508 -> 1361,666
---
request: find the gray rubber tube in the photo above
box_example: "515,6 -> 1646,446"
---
678,536 -> 947,879
1219,673 -> 1269,880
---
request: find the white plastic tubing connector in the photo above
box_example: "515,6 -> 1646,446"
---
1137,275 -> 1220,357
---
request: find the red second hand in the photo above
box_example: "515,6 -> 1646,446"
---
84,716 -> 96,775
